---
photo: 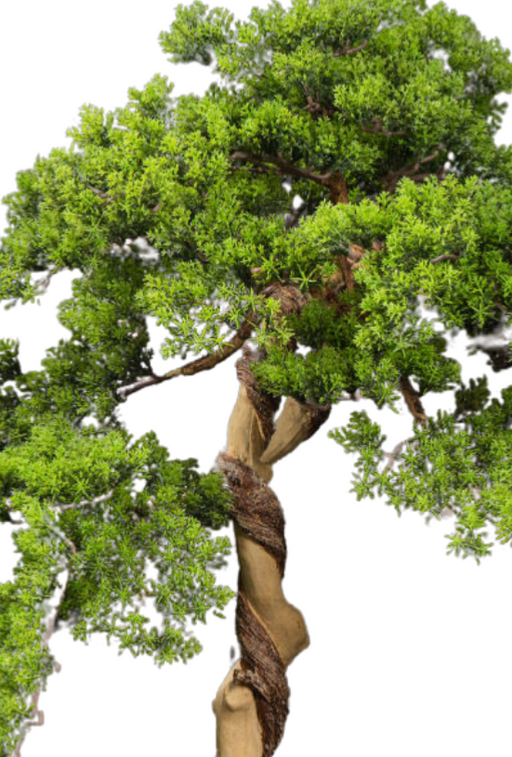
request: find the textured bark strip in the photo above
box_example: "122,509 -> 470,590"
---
212,341 -> 332,756
235,349 -> 282,448
234,584 -> 290,757
217,453 -> 286,577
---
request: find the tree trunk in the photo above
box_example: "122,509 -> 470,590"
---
213,345 -> 331,756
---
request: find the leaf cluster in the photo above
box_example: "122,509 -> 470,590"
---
329,377 -> 512,562
0,415 -> 235,753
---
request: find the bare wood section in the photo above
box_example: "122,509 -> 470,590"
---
213,345 -> 331,756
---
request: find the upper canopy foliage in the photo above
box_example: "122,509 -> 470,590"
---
2,0 -> 512,751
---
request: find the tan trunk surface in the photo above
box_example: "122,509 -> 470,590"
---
213,346 -> 331,756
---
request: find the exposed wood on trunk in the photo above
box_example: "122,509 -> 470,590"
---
213,344 -> 332,756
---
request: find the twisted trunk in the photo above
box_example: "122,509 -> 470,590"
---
213,345 -> 331,756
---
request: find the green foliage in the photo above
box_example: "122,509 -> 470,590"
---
2,0 -> 512,750
328,378 -> 512,563
0,339 -> 21,383
0,526 -> 58,756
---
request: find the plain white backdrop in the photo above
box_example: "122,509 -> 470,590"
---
1,1 -> 512,755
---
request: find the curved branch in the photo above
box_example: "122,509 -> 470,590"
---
117,316 -> 257,400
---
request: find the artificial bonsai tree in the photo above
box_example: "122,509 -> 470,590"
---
2,0 -> 512,754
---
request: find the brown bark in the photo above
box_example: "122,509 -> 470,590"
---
213,345 -> 331,756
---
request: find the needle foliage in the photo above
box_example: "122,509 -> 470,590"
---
2,0 -> 512,752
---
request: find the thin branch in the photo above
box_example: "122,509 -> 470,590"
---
430,253 -> 461,264
421,147 -> 444,165
333,39 -> 369,57
285,202 -> 307,230
117,315 -> 257,400
87,185 -> 109,199
55,488 -> 115,512
380,143 -> 445,193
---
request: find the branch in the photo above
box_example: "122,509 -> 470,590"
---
285,202 -> 307,230
32,267 -> 60,296
430,253 -> 460,264
87,185 -> 123,206
361,117 -> 407,139
55,488 -> 115,512
230,151 -> 332,185
472,342 -> 512,372
382,436 -> 417,473
333,39 -> 369,57
302,85 -> 332,119
117,315 -> 257,400
230,151 -> 350,205
398,376 -> 429,428
380,143 -> 445,193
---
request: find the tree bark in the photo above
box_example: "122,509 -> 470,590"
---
213,345 -> 331,756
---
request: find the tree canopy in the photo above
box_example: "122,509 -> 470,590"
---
2,0 -> 512,753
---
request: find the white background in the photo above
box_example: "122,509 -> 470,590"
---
1,1 -> 512,755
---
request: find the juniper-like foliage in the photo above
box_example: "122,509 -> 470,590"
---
2,0 -> 512,753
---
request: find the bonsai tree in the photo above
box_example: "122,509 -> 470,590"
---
2,0 -> 512,754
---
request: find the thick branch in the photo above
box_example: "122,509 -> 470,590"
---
285,202 -> 307,229
398,376 -> 429,428
380,143 -> 445,193
326,173 -> 349,205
